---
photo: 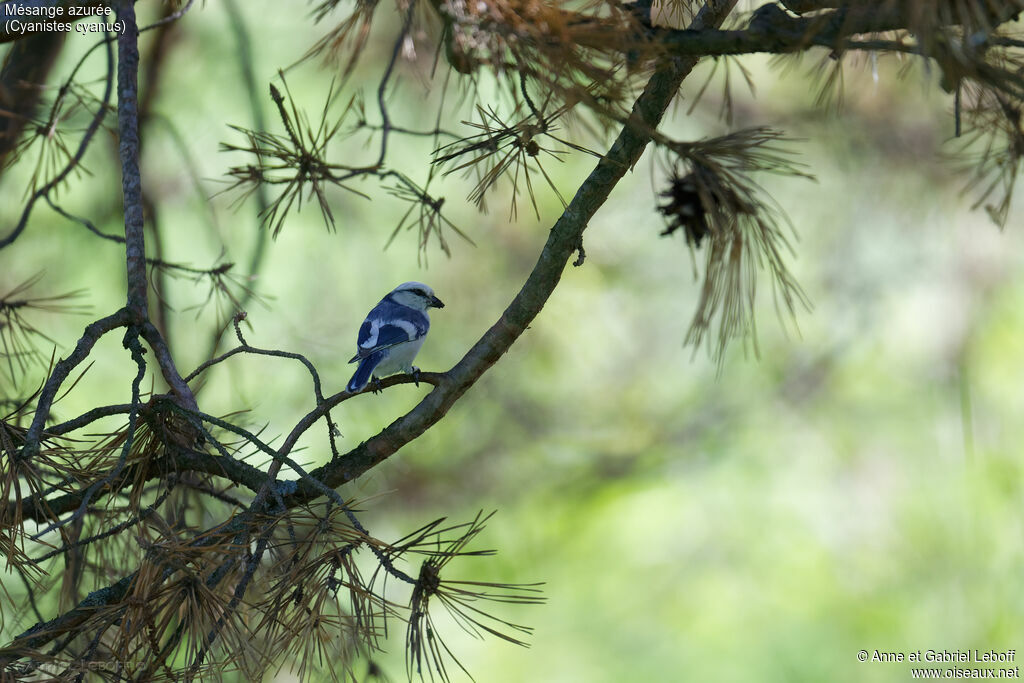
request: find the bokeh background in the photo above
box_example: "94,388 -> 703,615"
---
2,1 -> 1024,681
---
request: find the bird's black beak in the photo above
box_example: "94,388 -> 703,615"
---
431,296 -> 445,309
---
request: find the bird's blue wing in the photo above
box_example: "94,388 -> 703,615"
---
348,301 -> 429,362
357,320 -> 416,351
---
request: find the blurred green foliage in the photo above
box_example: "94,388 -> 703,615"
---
2,2 -> 1024,681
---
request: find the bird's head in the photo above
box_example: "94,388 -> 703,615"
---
389,281 -> 445,311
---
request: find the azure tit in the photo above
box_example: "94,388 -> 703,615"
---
346,282 -> 444,393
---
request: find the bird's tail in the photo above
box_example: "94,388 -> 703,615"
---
347,352 -> 383,393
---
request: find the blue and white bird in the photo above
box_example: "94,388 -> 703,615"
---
346,282 -> 445,393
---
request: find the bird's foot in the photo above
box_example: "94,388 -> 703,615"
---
371,377 -> 383,394
410,366 -> 421,387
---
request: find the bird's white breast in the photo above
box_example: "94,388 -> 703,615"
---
373,336 -> 426,376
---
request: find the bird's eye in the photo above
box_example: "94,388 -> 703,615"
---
413,288 -> 425,296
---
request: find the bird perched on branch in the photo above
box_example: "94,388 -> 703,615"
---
346,281 -> 445,393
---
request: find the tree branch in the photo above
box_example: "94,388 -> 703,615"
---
114,0 -> 147,320
113,0 -> 198,412
657,2 -> 1024,58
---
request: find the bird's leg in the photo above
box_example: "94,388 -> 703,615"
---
371,376 -> 383,394
410,366 -> 421,387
